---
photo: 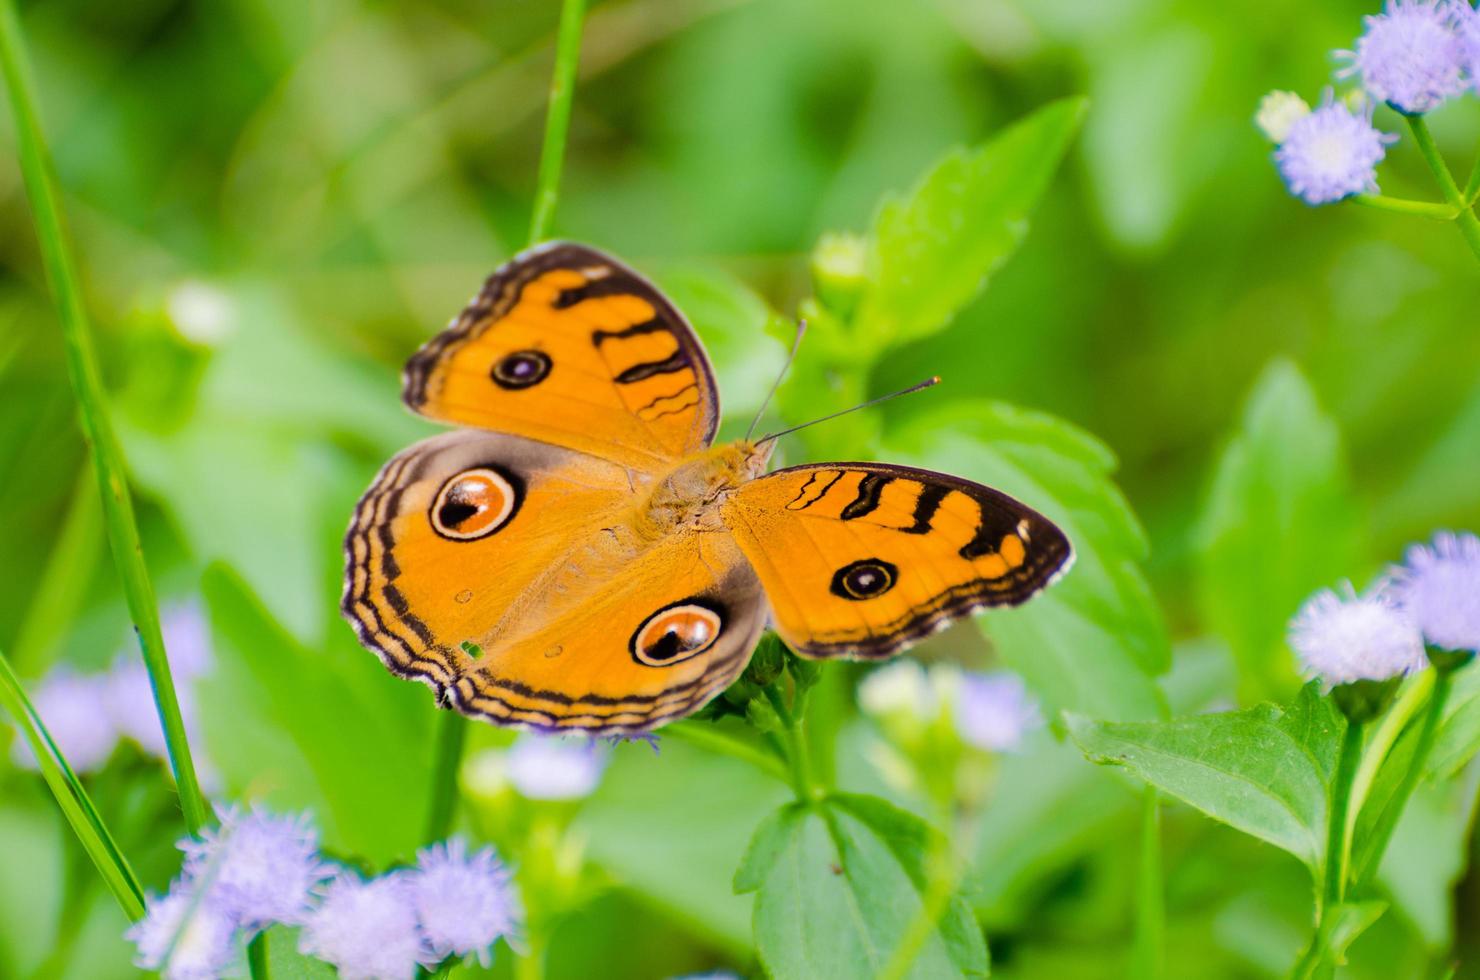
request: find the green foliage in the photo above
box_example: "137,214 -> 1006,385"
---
1068,704 -> 1330,870
1195,360 -> 1364,702
3,0 -> 1480,977
737,795 -> 987,980
851,98 -> 1088,352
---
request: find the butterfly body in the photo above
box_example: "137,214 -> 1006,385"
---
344,243 -> 1072,734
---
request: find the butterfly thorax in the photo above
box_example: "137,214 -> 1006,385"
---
633,440 -> 771,539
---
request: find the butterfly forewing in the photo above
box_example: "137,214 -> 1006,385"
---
722,462 -> 1073,659
403,242 -> 720,469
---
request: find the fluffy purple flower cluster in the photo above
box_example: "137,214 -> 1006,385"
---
1260,2 -> 1480,204
128,806 -> 520,980
1288,530 -> 1480,685
8,603 -> 216,782
856,661 -> 1043,753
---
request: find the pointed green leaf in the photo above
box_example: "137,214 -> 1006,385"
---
853,97 -> 1087,349
1194,360 -> 1362,702
1066,705 -> 1327,870
740,794 -> 988,980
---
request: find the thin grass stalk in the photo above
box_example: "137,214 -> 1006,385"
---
0,0 -> 208,834
0,649 -> 145,920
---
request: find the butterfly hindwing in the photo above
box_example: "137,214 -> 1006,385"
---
721,462 -> 1073,659
403,242 -> 719,468
343,428 -> 766,734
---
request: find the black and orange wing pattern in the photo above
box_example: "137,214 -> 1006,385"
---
403,242 -> 719,469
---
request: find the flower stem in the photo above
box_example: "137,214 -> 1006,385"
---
528,0 -> 588,245
1355,665 -> 1456,886
0,0 -> 208,836
1406,115 -> 1480,264
424,708 -> 469,843
1132,786 -> 1166,980
1291,718 -> 1365,979
247,932 -> 268,980
764,682 -> 817,802
1351,194 -> 1457,220
661,722 -> 790,783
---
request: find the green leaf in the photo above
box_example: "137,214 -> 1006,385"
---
262,925 -> 337,979
890,400 -> 1167,721
1194,359 -> 1363,703
1427,658 -> 1480,780
853,97 -> 1086,349
1066,706 -> 1327,870
1276,681 -> 1345,782
736,795 -> 988,980
734,803 -> 807,894
1294,901 -> 1387,977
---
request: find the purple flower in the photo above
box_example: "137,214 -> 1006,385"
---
1289,584 -> 1427,685
1387,531 -> 1480,651
126,885 -> 239,980
953,671 -> 1042,753
1337,0 -> 1465,113
10,668 -> 117,773
179,806 -> 330,931
1275,92 -> 1397,205
299,872 -> 430,980
504,735 -> 608,800
1458,3 -> 1480,93
409,838 -> 520,966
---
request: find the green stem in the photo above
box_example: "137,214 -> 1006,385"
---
514,931 -> 546,980
1406,115 -> 1480,264
1290,719 -> 1365,980
424,709 -> 469,843
765,683 -> 817,802
0,0 -> 207,834
1324,720 -> 1364,911
661,722 -> 790,783
528,0 -> 587,245
1355,667 -> 1455,886
0,649 -> 145,920
1132,786 -> 1165,980
1351,194 -> 1457,220
1463,139 -> 1480,206
247,932 -> 269,980
1345,671 -> 1431,850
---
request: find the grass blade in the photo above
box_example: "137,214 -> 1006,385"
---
0,650 -> 146,921
0,0 -> 208,833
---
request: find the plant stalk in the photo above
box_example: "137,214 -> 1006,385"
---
528,0 -> 588,245
1355,665 -> 1456,886
0,0 -> 207,834
1132,785 -> 1166,980
424,708 -> 469,843
1406,115 -> 1480,264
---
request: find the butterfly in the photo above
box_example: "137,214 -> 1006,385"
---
342,243 -> 1073,734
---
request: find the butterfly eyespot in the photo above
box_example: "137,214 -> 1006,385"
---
430,467 -> 520,540
491,349 -> 551,389
831,558 -> 898,601
631,602 -> 724,667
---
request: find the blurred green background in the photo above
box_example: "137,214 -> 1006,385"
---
2,0 -> 1480,977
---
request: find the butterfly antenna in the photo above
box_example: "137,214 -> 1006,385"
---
755,376 -> 941,446
745,319 -> 808,442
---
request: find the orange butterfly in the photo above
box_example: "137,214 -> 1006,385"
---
342,244 -> 1072,734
